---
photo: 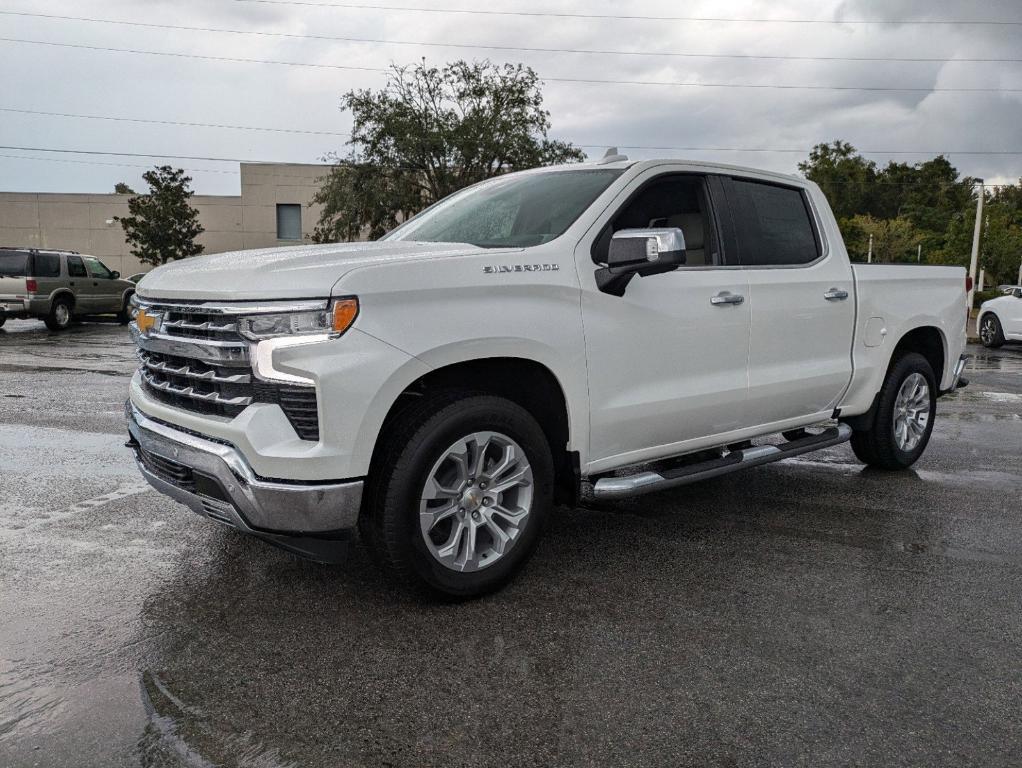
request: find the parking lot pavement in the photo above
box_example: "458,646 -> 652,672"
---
1,320 -> 1021,768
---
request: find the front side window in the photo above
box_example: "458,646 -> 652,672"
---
384,169 -> 623,249
725,179 -> 819,266
84,256 -> 113,279
67,255 -> 87,277
277,204 -> 302,240
591,174 -> 719,266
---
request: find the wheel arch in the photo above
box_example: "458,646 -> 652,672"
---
889,324 -> 945,384
368,355 -> 579,505
48,288 -> 76,310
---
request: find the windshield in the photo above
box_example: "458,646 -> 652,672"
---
383,168 -> 623,248
0,251 -> 29,277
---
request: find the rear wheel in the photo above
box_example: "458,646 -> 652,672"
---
979,313 -> 1005,348
0,314 -> 6,328
848,352 -> 936,470
44,297 -> 73,331
360,391 -> 554,598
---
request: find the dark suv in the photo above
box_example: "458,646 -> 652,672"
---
0,248 -> 136,331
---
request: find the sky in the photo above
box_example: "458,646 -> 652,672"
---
2,0 -> 1021,195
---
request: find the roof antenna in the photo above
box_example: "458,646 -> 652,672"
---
598,147 -> 628,164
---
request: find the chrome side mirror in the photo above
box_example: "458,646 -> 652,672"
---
597,227 -> 686,296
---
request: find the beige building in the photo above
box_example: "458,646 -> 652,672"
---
0,163 -> 330,276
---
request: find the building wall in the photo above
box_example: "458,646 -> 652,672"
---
0,162 -> 330,276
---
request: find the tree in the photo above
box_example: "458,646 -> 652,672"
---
798,140 -> 878,222
313,60 -> 586,242
114,182 -> 135,194
842,214 -> 922,263
117,166 -> 204,266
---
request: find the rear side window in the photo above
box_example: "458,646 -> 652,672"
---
725,179 -> 819,266
0,251 -> 30,276
32,253 -> 61,278
67,255 -> 88,277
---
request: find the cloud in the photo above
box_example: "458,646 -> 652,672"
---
1,0 -> 1019,194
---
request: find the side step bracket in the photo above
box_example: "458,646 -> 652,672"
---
592,423 -> 853,500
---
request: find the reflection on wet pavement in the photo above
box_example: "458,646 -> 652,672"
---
2,325 -> 1021,767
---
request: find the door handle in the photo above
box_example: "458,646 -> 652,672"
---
710,292 -> 745,306
93,281 -> 99,286
824,288 -> 849,301
69,281 -> 75,286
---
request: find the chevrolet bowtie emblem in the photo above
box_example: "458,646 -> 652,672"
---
135,308 -> 161,335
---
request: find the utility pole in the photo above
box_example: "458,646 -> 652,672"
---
1017,258 -> 1022,287
917,243 -> 922,263
867,233 -> 873,264
968,179 -> 984,309
979,267 -> 985,292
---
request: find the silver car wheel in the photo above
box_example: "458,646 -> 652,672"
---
419,430 -> 534,573
54,303 -> 70,327
893,372 -> 930,452
980,316 -> 995,344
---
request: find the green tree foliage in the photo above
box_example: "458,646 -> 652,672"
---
842,214 -> 922,263
313,60 -> 586,242
114,182 -> 135,194
799,141 -> 1022,283
116,166 -> 204,266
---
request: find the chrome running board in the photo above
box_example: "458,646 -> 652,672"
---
592,423 -> 853,500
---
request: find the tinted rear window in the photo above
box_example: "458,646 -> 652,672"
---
726,179 -> 819,266
33,253 -> 61,278
67,255 -> 87,277
0,251 -> 30,276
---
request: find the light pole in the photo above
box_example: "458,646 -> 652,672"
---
967,179 -> 984,310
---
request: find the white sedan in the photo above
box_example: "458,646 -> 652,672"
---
978,287 -> 1022,347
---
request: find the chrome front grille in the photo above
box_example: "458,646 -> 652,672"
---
133,299 -> 321,440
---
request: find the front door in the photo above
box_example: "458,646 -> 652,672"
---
579,171 -> 751,471
83,256 -> 121,312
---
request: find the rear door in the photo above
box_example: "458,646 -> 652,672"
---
66,254 -> 92,311
720,176 -> 855,426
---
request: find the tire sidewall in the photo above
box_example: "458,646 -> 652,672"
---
877,353 -> 937,468
386,397 -> 554,597
47,298 -> 73,330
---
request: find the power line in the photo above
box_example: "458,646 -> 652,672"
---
4,10 -> 1021,64
4,145 -> 1022,165
2,37 -> 1020,93
0,152 -> 240,175
10,107 -> 1022,155
0,108 -> 348,137
227,0 -> 1022,26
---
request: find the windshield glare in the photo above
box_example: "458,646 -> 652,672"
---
384,168 -> 623,248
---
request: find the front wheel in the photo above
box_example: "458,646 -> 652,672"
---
360,392 -> 554,598
979,313 -> 1005,348
849,352 -> 936,470
116,294 -> 133,325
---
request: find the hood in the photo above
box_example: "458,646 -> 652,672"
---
136,241 -> 487,300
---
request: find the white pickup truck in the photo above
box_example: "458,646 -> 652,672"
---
126,156 -> 969,597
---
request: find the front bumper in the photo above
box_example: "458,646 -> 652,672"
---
126,402 -> 363,561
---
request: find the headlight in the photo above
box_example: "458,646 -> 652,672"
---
238,297 -> 358,341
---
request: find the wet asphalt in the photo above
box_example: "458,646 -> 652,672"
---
1,318 -> 1020,768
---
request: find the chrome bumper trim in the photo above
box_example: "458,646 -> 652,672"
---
126,402 -> 362,534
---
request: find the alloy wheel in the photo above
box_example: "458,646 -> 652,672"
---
893,372 -> 930,451
419,431 -> 534,572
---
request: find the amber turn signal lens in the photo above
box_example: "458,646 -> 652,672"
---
331,298 -> 359,335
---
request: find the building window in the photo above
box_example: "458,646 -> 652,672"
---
276,204 -> 302,241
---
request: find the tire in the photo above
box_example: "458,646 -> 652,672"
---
979,313 -> 1005,348
0,314 -> 6,328
360,391 -> 554,598
116,294 -> 133,325
848,352 -> 937,470
44,297 -> 73,331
